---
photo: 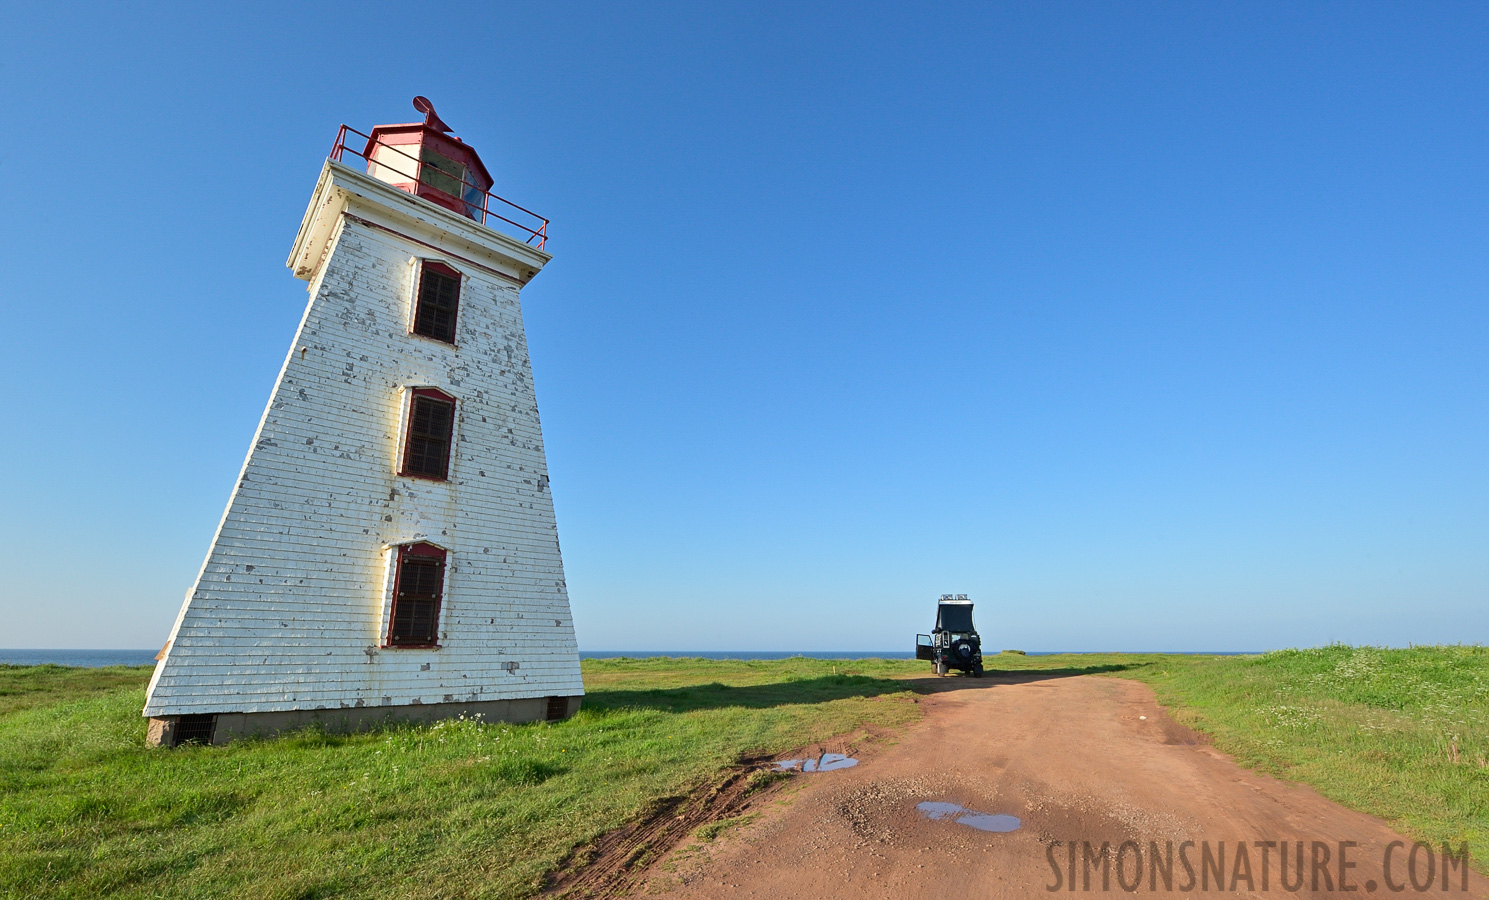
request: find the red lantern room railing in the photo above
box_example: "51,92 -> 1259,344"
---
328,97 -> 548,250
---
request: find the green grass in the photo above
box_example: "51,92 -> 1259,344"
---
1,648 -> 1484,897
0,658 -> 922,900
0,665 -> 153,718
1128,645 -> 1489,865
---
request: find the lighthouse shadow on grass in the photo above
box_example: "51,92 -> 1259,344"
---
583,662 -> 1134,714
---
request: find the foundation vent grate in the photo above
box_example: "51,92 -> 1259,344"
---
173,714 -> 217,747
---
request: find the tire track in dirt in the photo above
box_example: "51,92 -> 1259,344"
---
542,755 -> 788,898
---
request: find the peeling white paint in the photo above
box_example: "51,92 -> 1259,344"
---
144,164 -> 581,717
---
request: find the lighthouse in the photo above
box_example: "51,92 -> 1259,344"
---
143,99 -> 582,746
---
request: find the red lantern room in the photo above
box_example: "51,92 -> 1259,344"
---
363,97 -> 493,220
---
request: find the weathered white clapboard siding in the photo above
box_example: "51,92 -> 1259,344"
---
144,162 -> 582,717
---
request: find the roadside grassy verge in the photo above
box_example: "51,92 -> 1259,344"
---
979,646 -> 1489,869
1132,645 -> 1488,866
0,659 -> 921,899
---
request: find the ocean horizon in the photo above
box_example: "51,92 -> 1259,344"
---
0,649 -> 1264,668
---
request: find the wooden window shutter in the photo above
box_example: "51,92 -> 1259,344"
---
400,388 -> 456,480
413,263 -> 458,344
413,261 -> 461,344
387,543 -> 447,648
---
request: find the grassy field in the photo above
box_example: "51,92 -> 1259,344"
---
0,658 -> 923,899
1,647 -> 1484,897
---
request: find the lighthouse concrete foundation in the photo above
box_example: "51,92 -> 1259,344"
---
146,695 -> 582,747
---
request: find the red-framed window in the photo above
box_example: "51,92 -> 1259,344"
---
387,542 -> 446,648
413,260 -> 461,344
400,388 -> 456,480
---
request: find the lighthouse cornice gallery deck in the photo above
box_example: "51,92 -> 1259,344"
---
288,159 -> 551,286
144,101 -> 582,747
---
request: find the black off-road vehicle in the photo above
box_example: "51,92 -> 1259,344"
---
915,594 -> 983,677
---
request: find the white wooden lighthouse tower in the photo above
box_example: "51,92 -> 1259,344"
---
144,99 -> 582,746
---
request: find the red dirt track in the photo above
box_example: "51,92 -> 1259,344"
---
649,671 -> 1485,899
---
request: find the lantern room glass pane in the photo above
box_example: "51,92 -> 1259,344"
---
419,147 -> 466,198
462,180 -> 484,220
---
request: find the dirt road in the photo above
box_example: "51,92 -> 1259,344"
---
649,671 -> 1485,898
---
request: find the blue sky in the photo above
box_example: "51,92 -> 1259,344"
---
1,3 -> 1484,651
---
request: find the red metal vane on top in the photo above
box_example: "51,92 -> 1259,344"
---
412,96 -> 453,133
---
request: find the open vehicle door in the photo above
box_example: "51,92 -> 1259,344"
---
915,633 -> 935,661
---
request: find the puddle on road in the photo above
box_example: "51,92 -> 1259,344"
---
774,753 -> 859,773
815,753 -> 859,772
915,801 -> 1021,833
956,813 -> 1023,832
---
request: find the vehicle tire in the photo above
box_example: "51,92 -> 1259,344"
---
973,664 -> 984,678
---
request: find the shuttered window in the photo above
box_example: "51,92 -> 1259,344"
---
400,388 -> 455,480
413,261 -> 460,344
388,543 -> 446,647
